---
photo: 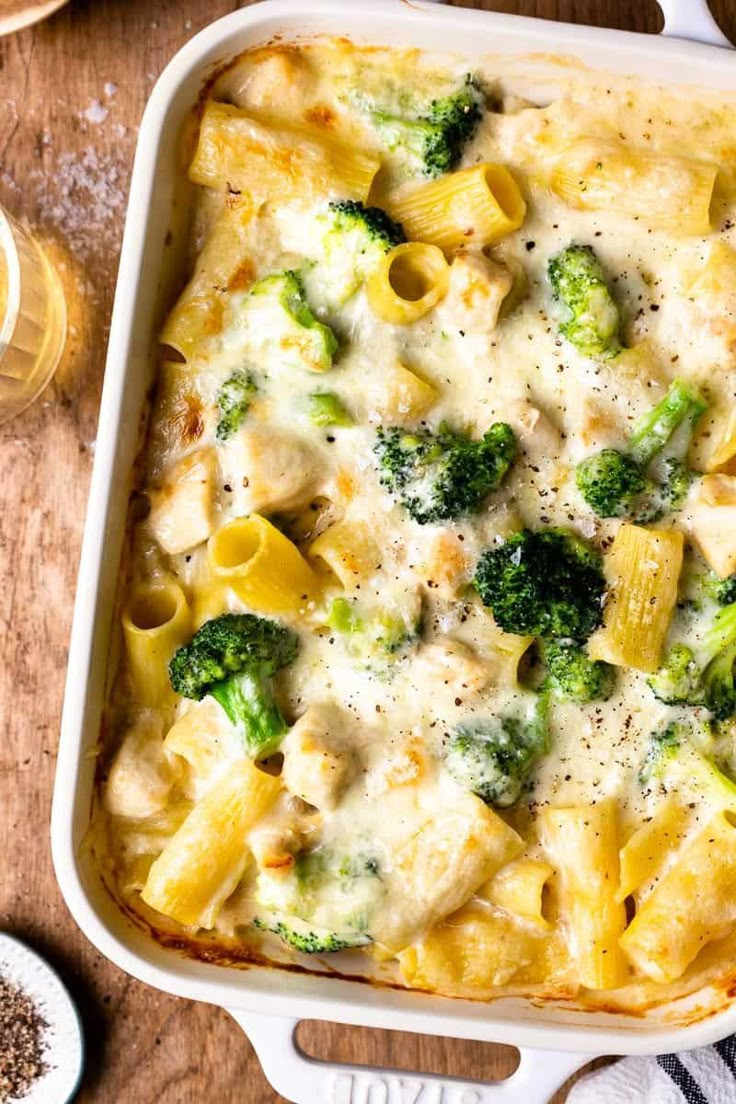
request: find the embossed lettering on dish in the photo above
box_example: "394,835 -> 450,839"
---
330,1072 -> 483,1104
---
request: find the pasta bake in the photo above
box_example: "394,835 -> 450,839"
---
93,38 -> 736,1011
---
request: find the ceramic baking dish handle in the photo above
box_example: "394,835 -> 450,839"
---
228,1010 -> 590,1104
657,0 -> 731,46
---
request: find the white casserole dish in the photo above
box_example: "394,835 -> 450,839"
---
51,2 -> 735,1101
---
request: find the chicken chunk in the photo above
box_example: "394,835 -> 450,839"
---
249,800 -> 322,874
147,448 -> 216,556
436,605 -> 533,689
414,640 -> 494,700
224,426 -> 324,516
441,253 -> 513,335
105,718 -> 173,819
420,528 -> 470,599
281,704 -> 357,811
506,399 -> 561,458
238,51 -> 313,115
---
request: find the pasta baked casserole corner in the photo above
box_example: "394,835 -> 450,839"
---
92,37 -> 736,1013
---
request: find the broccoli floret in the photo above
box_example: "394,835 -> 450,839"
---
255,846 -> 383,952
541,638 -> 615,703
308,391 -> 354,428
718,577 -> 736,606
627,380 -> 707,467
337,853 -> 381,878
715,574 -> 736,607
473,528 -> 606,641
329,201 -> 405,250
326,596 -> 362,635
370,77 -> 483,178
246,270 -> 338,373
574,450 -> 647,520
638,722 -> 684,786
252,916 -> 369,954
646,644 -> 701,706
168,613 -> 299,758
444,695 -> 549,807
326,595 -> 422,664
548,244 -> 623,360
575,378 -> 707,519
638,720 -> 736,803
374,422 -> 516,525
215,369 -> 257,441
322,200 -> 406,304
647,603 -> 736,720
662,456 -> 692,513
688,570 -> 736,611
700,606 -> 736,720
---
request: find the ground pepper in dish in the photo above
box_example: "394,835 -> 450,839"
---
0,977 -> 48,1101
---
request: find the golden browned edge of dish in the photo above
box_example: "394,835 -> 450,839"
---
89,841 -> 736,1026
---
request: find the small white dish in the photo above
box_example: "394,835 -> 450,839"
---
0,933 -> 83,1104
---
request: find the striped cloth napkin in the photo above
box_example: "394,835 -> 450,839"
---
567,1039 -> 736,1103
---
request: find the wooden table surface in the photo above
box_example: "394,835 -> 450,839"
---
1,1 -> 734,1100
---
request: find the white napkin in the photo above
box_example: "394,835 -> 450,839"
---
568,1039 -> 736,1104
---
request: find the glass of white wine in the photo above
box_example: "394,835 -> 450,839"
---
0,207 -> 66,426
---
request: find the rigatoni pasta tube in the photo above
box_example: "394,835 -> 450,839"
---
164,699 -> 236,782
191,580 -> 230,630
389,163 -> 526,253
620,812 -> 736,983
685,243 -> 736,390
308,519 -> 382,588
481,858 -> 554,930
366,242 -> 449,325
551,141 -> 717,236
540,801 -> 629,990
482,629 -> 534,688
378,799 -> 523,951
399,906 -> 569,995
588,524 -> 683,673
703,405 -> 736,473
208,514 -> 319,615
189,102 -> 379,203
122,581 -> 192,707
160,196 -> 254,359
692,474 -> 736,578
368,361 -> 438,423
141,759 -> 281,928
686,241 -> 736,300
617,798 -> 691,903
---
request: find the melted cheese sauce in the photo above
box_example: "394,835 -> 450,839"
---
94,38 -> 736,1011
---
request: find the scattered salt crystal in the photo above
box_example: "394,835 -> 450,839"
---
103,81 -> 118,98
0,100 -> 131,287
0,171 -> 19,193
184,19 -> 192,30
29,145 -> 129,265
82,99 -> 109,125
